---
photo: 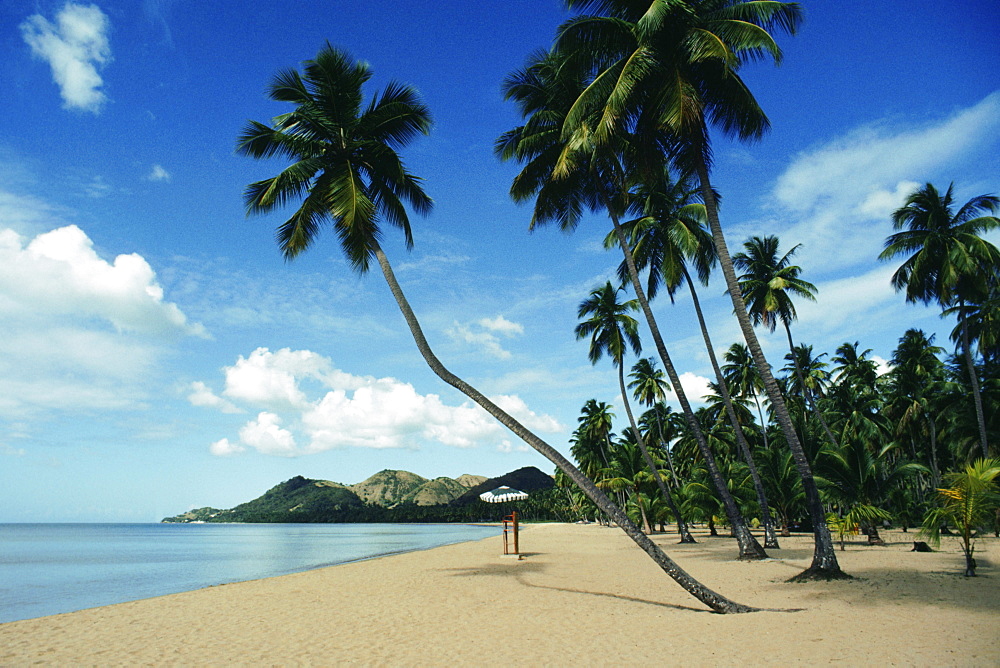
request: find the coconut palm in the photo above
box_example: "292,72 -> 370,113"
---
556,0 -> 846,578
239,45 -> 754,613
612,172 -> 779,547
734,235 -> 840,450
887,329 -> 947,489
576,283 -> 693,539
500,47 -> 766,559
920,458 -> 1000,576
880,182 -> 1000,457
629,357 -> 695,540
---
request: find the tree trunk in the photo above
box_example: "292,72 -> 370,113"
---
618,365 -> 695,543
682,269 -> 779,549
373,246 -> 757,612
959,302 -> 990,458
610,215 -> 766,561
927,413 -> 940,491
692,148 -> 847,580
654,413 -> 682,488
783,322 -> 839,450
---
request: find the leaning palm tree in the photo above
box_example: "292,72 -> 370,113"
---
499,47 -> 766,560
556,0 -> 844,579
880,182 -> 1000,457
238,45 -> 754,613
613,179 -> 779,547
576,283 -> 693,540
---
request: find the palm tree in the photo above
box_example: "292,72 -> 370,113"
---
734,235 -> 840,450
723,343 -> 769,448
613,172 -> 779,547
629,358 -> 695,540
576,283 -> 693,540
831,342 -> 879,391
880,182 -> 1000,457
238,45 -> 754,613
500,47 -> 766,559
556,0 -> 846,579
920,458 -> 1000,576
887,330 -> 946,489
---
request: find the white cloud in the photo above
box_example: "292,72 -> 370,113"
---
209,438 -> 244,457
0,225 -> 205,337
479,315 -> 524,335
21,2 -> 112,113
147,164 -> 171,182
239,412 -> 297,457
198,347 -> 563,457
763,91 -> 1000,279
187,381 -> 242,414
447,315 -> 524,359
0,224 -> 206,416
667,372 -> 713,405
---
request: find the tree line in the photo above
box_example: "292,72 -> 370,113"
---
235,0 -> 997,613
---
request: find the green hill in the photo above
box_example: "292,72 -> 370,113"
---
402,477 -> 469,506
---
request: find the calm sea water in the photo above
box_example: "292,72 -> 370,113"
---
0,523 -> 497,624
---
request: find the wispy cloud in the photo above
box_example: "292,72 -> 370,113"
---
446,315 -> 525,360
147,164 -> 171,182
21,2 -> 112,113
194,347 -> 563,457
751,91 -> 1000,280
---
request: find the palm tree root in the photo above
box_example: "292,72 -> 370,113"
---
786,566 -> 853,582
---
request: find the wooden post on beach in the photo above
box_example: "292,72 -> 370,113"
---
501,511 -> 520,557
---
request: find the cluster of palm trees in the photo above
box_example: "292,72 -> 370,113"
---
234,1 -> 997,612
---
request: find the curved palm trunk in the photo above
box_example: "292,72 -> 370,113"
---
926,412 -> 941,490
374,246 -> 757,612
692,151 -> 847,580
959,302 -> 990,458
617,364 -> 696,542
684,268 -> 779,549
783,322 -> 840,450
609,215 -> 767,561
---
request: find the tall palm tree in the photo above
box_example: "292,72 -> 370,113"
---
614,178 -> 779,547
556,0 -> 845,579
629,357 -> 695,540
239,45 -> 754,613
500,48 -> 766,559
880,182 -> 1000,457
722,343 -> 769,449
888,329 -> 946,489
734,235 -> 840,450
576,283 -> 693,539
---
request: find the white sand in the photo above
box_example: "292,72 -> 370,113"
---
1,524 -> 997,665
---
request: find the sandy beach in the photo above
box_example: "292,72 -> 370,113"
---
1,523 -> 997,666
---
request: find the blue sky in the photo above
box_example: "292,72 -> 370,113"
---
1,1 -> 997,522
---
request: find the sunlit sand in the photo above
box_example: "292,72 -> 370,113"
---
1,524 -> 997,665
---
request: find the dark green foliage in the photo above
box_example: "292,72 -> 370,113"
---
162,468 -> 565,524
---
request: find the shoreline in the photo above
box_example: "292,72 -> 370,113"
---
2,523 -> 997,665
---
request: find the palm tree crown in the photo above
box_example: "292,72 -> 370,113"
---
733,235 -> 816,333
880,182 -> 999,308
575,281 -> 641,366
236,44 -> 432,271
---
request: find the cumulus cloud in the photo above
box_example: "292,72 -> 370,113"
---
147,164 -> 171,182
21,2 -> 112,113
187,381 -> 241,414
447,315 -> 524,359
0,225 -> 205,337
195,347 -> 563,457
0,223 -> 206,416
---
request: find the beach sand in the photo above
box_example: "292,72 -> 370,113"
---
1,523 -> 997,666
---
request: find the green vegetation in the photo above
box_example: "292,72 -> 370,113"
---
233,2 -> 998,612
162,468 -> 564,524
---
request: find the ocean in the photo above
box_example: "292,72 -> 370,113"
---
0,522 -> 498,624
